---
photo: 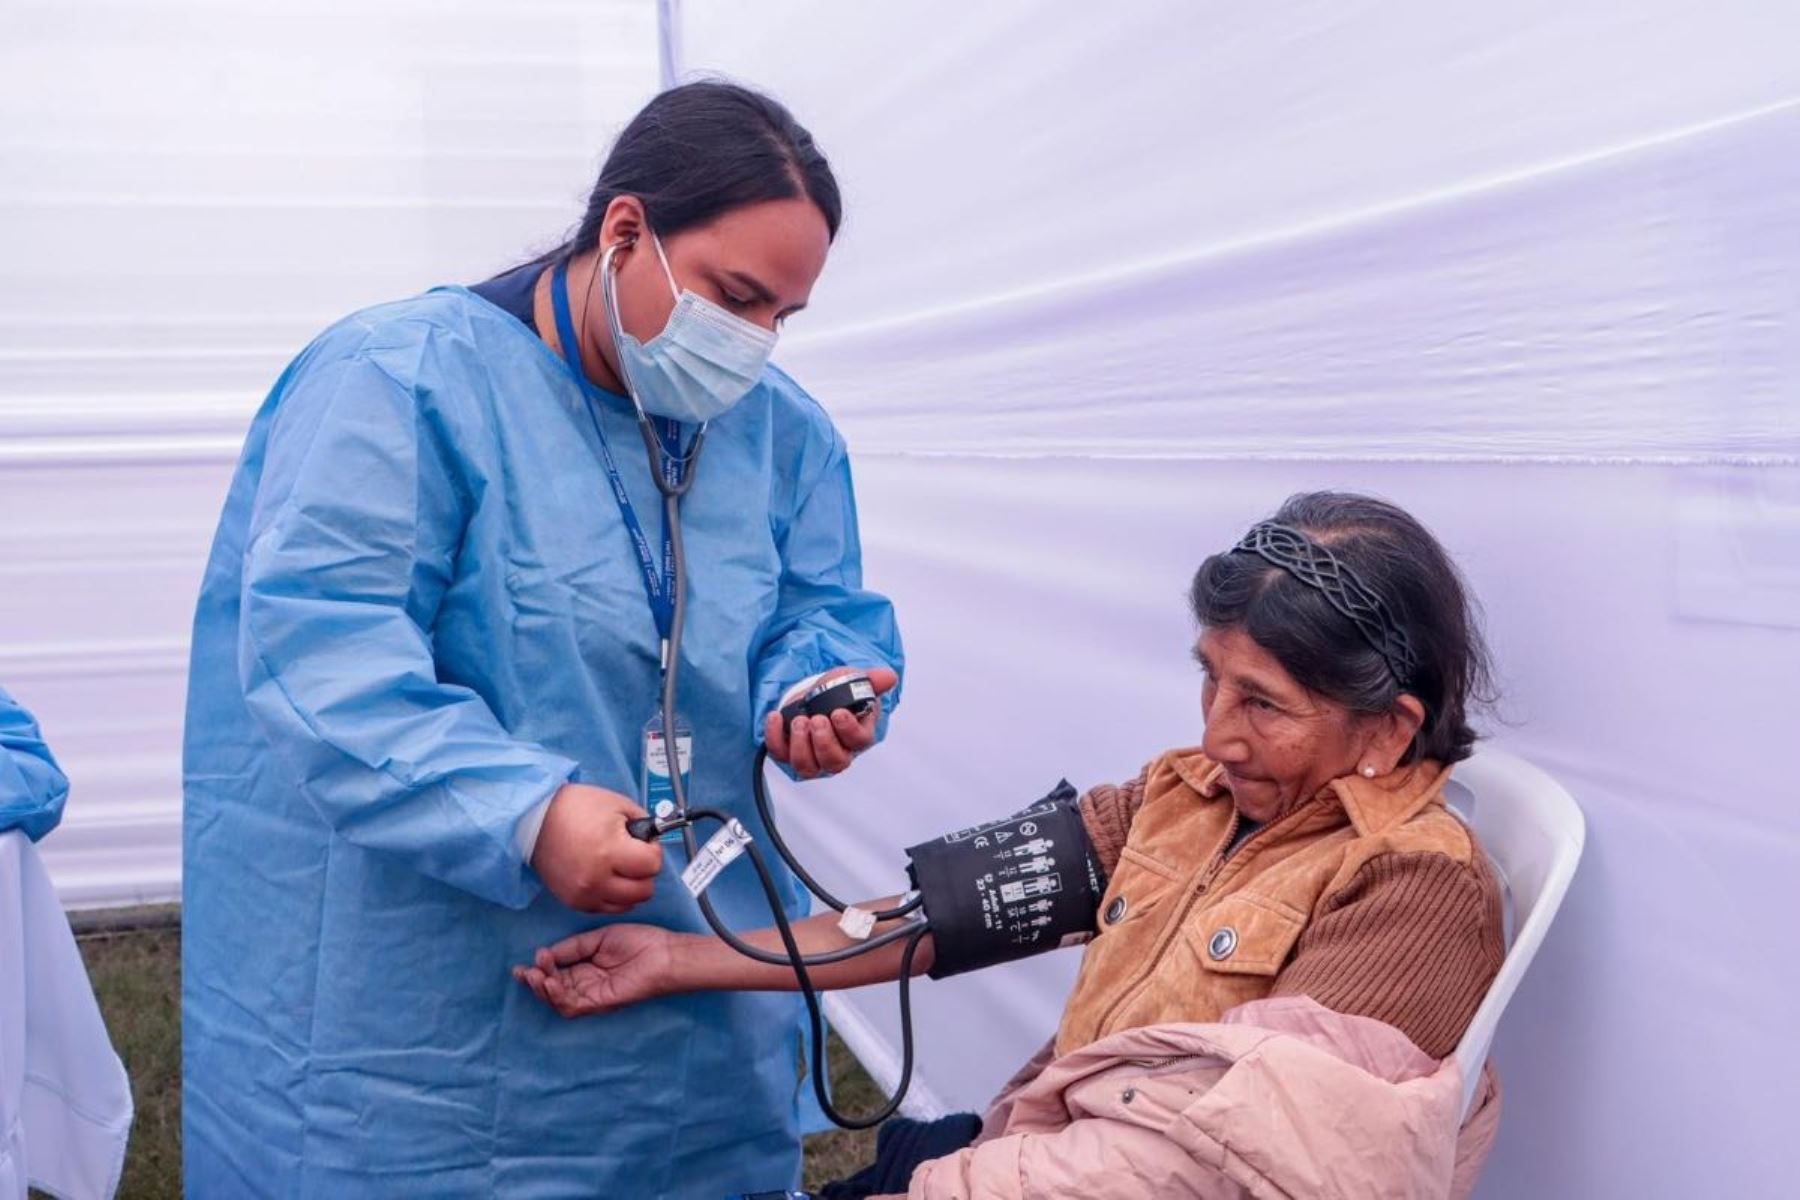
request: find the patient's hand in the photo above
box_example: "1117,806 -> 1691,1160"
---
513,924 -> 675,1018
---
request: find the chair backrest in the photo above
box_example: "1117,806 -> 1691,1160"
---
1441,745 -> 1585,1120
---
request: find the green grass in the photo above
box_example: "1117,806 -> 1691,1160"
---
58,912 -> 883,1197
801,1033 -> 888,1192
59,907 -> 182,1200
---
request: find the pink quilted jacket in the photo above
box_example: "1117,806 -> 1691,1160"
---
877,996 -> 1500,1200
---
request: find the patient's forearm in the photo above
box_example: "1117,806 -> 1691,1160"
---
665,895 -> 935,994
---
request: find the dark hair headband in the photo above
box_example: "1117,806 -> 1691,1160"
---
1230,521 -> 1419,689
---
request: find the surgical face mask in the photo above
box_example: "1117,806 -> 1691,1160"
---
607,233 -> 778,425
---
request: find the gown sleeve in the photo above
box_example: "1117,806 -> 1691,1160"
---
0,684 -> 70,842
237,348 -> 576,909
751,425 -> 904,745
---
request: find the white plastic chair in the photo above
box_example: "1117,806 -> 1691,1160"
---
1441,745 -> 1585,1120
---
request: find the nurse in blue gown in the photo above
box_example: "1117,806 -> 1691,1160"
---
182,81 -> 903,1198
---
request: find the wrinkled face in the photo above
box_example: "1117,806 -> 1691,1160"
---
1196,626 -> 1376,823
611,195 -> 830,341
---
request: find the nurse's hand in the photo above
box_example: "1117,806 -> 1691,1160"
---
764,666 -> 899,780
514,924 -> 674,1017
531,784 -> 664,914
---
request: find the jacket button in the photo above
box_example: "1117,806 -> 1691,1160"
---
1104,896 -> 1128,924
1207,926 -> 1238,960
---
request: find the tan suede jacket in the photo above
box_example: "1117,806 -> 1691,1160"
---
1059,748 -> 1503,1059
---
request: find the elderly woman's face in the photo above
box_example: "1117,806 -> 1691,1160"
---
1196,626 -> 1378,823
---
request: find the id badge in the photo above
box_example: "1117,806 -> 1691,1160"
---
641,710 -> 694,845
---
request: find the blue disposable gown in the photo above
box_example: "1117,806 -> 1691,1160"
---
182,287 -> 903,1198
0,684 -> 68,842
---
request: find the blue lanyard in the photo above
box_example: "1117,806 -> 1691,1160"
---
549,262 -> 685,652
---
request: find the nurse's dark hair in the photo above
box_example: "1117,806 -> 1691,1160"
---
552,80 -> 840,260
1189,491 -> 1496,765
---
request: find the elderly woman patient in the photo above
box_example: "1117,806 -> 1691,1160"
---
519,492 -> 1506,1199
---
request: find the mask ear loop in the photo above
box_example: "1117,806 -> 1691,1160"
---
648,230 -> 682,300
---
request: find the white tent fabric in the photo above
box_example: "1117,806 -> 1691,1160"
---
0,0 -> 663,906
678,3 -> 1800,1197
2,2 -> 1797,1194
783,100 -> 1798,463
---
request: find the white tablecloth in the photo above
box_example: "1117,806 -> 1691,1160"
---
0,831 -> 131,1199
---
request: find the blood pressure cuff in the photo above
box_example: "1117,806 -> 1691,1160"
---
904,780 -> 1106,980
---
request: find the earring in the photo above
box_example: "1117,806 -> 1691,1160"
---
1360,764 -> 1378,779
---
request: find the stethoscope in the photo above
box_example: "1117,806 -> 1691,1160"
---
580,236 -> 931,1128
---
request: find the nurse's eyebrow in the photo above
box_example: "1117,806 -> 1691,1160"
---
724,269 -> 808,314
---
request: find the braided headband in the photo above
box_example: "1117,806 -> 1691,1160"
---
1230,522 -> 1419,689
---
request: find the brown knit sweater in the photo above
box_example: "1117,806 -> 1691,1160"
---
1269,850 -> 1502,1058
1072,756 -> 1504,1060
